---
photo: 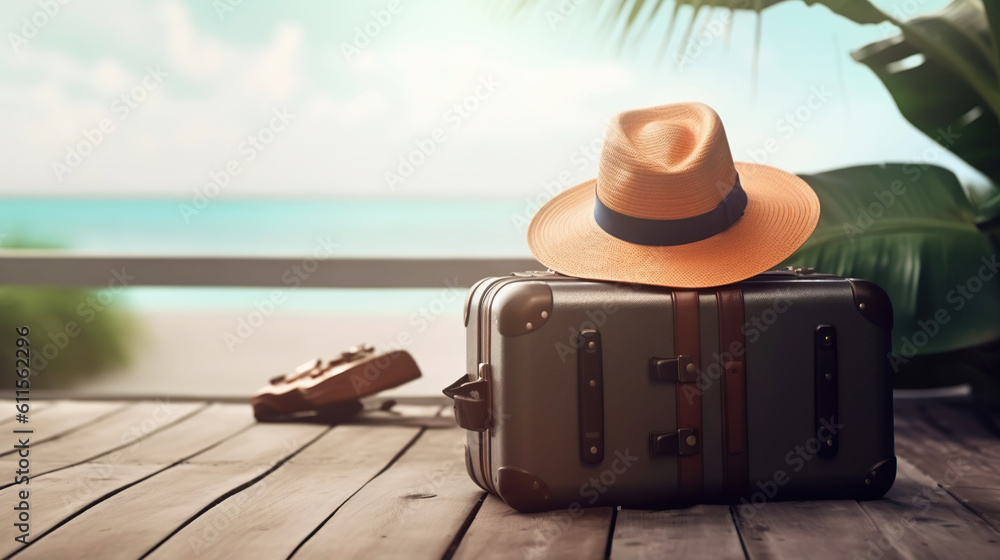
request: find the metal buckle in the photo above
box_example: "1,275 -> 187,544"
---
649,356 -> 698,383
649,428 -> 700,457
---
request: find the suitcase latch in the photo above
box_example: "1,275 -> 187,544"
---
443,374 -> 491,432
649,428 -> 700,457
649,356 -> 698,383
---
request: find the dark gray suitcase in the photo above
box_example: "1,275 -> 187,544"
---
444,269 -> 895,512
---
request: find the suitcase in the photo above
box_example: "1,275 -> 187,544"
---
443,269 -> 896,512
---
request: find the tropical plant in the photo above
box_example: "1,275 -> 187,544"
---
0,238 -> 136,389
505,0 -> 1000,394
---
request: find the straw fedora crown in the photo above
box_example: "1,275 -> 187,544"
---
527,102 -> 820,288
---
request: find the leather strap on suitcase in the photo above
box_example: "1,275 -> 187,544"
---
718,287 -> 749,498
672,290 -> 703,500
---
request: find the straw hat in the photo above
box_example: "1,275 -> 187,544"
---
527,102 -> 820,288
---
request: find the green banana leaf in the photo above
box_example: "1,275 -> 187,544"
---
509,0 -> 887,38
606,0 -> 886,26
782,164 -> 1000,357
852,0 -> 1000,186
0,238 -> 135,389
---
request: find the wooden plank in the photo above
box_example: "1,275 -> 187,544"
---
147,424 -> 425,559
0,400 -> 50,425
0,405 -> 254,558
893,401 -> 1000,489
102,403 -> 254,465
16,421 -> 329,560
950,488 -> 1000,531
0,400 -> 127,451
734,500 -> 885,559
288,427 -> 483,560
856,457 -> 1000,558
908,400 -> 1000,466
894,399 -> 1000,533
611,506 -> 744,560
0,401 -> 133,488
0,400 -> 15,423
3,463 -> 152,556
0,401 -> 204,480
453,495 -> 613,560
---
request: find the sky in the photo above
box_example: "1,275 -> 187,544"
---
0,0 -> 975,199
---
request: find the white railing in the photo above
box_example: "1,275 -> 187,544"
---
0,251 -> 542,288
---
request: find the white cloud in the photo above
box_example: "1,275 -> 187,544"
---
0,0 -> 986,198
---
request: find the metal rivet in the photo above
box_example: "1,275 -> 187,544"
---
865,479 -> 871,485
685,363 -> 696,374
589,380 -> 596,388
532,481 -> 540,490
871,470 -> 877,476
825,373 -> 832,381
859,303 -> 866,311
588,341 -> 596,349
590,446 -> 598,454
526,322 -> 533,330
541,311 -> 549,319
685,435 -> 697,447
827,439 -> 833,446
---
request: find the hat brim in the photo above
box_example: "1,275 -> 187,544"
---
527,162 -> 821,288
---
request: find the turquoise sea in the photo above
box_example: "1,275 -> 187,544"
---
0,198 -> 533,256
0,198 -> 535,312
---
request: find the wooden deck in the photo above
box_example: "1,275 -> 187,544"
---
2,397 -> 1000,559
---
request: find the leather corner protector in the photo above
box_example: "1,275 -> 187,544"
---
493,281 -> 554,337
496,467 -> 553,512
848,279 -> 893,329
